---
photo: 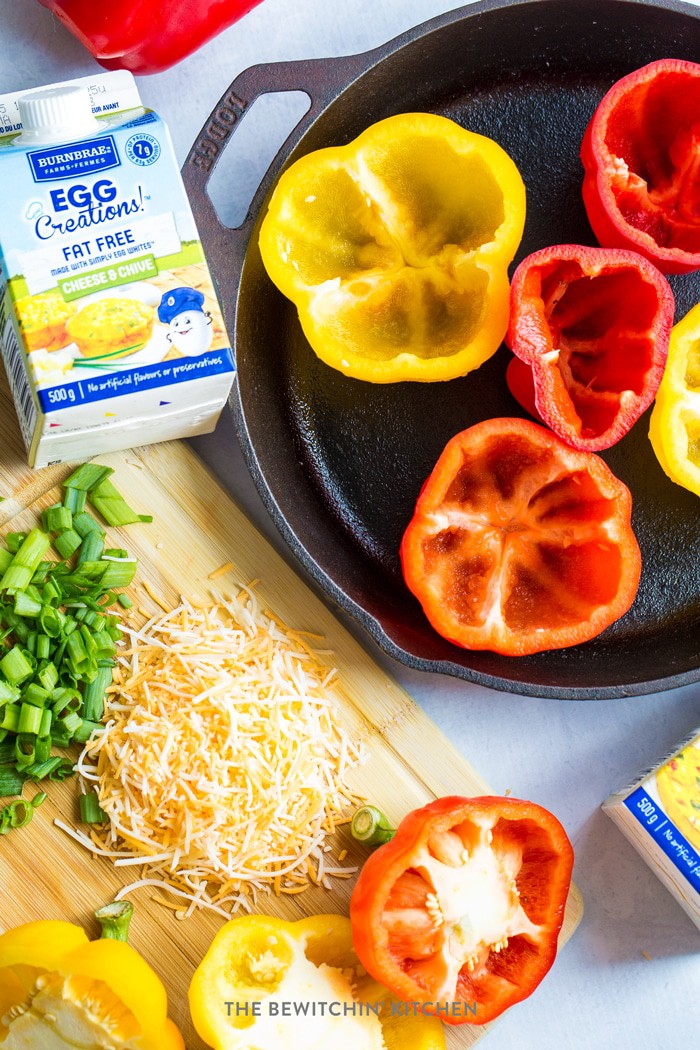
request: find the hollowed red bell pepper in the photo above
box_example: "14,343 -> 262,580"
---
400,417 -> 641,656
350,795 -> 574,1025
581,58 -> 700,274
38,0 -> 263,74
506,245 -> 674,451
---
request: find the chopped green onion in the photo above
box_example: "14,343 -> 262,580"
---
32,790 -> 47,807
100,560 -> 137,589
63,463 -> 114,491
63,486 -> 86,515
8,799 -> 33,828
0,646 -> 33,685
22,682 -> 49,708
0,704 -> 20,733
95,901 -> 133,941
89,478 -> 149,528
18,703 -> 42,735
82,665 -> 113,722
46,505 -> 73,533
48,759 -> 74,781
38,661 -> 58,691
5,532 -> 27,554
77,531 -> 104,565
0,681 -> 20,705
36,634 -> 51,661
60,711 -> 82,736
0,766 -> 25,797
116,593 -> 133,610
351,805 -> 397,846
0,529 -> 51,593
0,549 -> 13,574
54,530 -> 82,559
80,789 -> 108,824
72,512 -> 105,539
24,756 -> 62,780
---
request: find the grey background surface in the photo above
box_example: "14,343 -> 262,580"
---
1,1 -> 699,1047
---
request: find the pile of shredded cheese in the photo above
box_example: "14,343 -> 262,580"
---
58,589 -> 364,918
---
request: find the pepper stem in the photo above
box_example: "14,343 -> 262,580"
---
351,805 -> 396,846
95,901 -> 134,942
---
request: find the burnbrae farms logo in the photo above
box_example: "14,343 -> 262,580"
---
27,136 -> 120,182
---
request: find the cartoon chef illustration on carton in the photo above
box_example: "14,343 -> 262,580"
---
158,286 -> 213,356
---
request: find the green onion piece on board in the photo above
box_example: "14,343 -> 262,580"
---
0,529 -> 51,593
63,464 -> 114,491
72,512 -> 105,539
8,798 -> 33,828
95,901 -> 133,941
89,477 -> 150,528
5,532 -> 27,554
63,486 -> 87,515
54,530 -> 82,560
0,766 -> 25,797
351,805 -> 397,846
0,646 -> 34,685
80,789 -> 108,824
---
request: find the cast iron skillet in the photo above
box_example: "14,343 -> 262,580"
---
184,0 -> 700,699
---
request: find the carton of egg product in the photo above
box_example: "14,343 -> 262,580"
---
0,71 -> 235,467
603,727 -> 700,930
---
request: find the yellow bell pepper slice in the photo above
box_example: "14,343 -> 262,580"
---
259,112 -> 526,383
649,302 -> 700,496
189,913 -> 446,1050
0,906 -> 184,1050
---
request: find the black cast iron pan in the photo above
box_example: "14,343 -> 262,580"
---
184,0 -> 700,699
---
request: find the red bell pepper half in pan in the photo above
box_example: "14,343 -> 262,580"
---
400,418 -> 641,657
506,245 -> 674,451
581,58 -> 700,275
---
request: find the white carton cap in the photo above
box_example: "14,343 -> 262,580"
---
17,85 -> 100,144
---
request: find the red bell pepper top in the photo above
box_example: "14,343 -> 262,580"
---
581,58 -> 700,275
38,0 -> 263,74
506,244 -> 674,451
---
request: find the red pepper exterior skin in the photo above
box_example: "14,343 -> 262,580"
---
350,796 -> 574,1026
38,0 -> 263,74
581,59 -> 700,275
506,245 -> 674,451
400,418 -> 641,656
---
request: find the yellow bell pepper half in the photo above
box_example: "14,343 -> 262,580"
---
649,302 -> 700,497
259,112 -> 526,383
189,913 -> 446,1050
0,911 -> 184,1050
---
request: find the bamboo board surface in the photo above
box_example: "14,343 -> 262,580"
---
0,377 -> 582,1048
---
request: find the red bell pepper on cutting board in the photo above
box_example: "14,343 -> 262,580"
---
506,244 -> 674,451
38,0 -> 264,74
581,58 -> 700,275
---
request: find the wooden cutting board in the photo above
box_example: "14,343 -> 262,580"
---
0,375 -> 582,1048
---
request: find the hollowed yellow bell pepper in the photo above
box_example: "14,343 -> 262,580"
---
0,904 -> 184,1049
189,913 -> 446,1050
259,113 -> 526,383
649,302 -> 700,496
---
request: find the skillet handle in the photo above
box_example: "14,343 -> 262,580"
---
182,54 -> 367,316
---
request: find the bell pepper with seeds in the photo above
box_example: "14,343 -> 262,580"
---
37,0 -> 263,74
581,58 -> 700,275
505,244 -> 674,451
0,903 -> 184,1049
259,112 -> 526,383
649,301 -> 700,498
349,796 -> 574,1025
400,418 -> 641,656
189,914 -> 446,1050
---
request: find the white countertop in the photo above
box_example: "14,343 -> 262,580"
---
2,1 -> 700,1047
